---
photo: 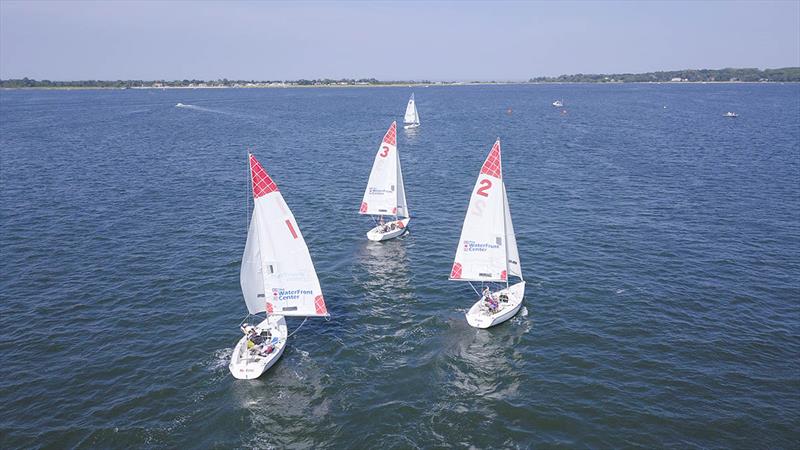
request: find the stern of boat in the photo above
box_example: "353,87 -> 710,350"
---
366,218 -> 410,241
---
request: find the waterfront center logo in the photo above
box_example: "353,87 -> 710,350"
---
463,240 -> 500,252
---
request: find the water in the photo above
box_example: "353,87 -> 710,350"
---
1,84 -> 798,448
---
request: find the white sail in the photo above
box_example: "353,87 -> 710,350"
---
404,94 -> 419,125
395,142 -> 410,218
450,140 -> 508,282
503,182 -> 522,279
360,122 -> 404,217
240,154 -> 328,317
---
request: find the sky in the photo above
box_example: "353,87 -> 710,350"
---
1,0 -> 798,81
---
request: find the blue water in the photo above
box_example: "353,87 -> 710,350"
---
1,84 -> 798,448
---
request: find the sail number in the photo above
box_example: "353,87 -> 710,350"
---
471,178 -> 492,217
379,146 -> 390,158
476,179 -> 492,197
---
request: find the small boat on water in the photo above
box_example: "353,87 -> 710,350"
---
403,93 -> 420,129
552,99 -> 564,107
450,139 -> 525,329
360,121 -> 410,241
229,153 -> 329,379
175,103 -> 185,107
724,112 -> 738,118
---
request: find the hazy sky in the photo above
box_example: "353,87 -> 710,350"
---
1,0 -> 798,81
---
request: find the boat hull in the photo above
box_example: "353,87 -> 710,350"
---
229,316 -> 288,379
465,281 -> 526,329
367,218 -> 410,241
403,123 -> 420,129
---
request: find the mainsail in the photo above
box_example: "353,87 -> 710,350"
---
404,94 -> 419,126
450,140 -> 520,282
360,121 -> 409,218
240,154 -> 328,317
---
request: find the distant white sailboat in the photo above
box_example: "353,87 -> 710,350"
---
552,99 -> 564,107
724,112 -> 738,118
450,139 -> 525,329
403,93 -> 420,129
360,121 -> 411,241
229,153 -> 329,379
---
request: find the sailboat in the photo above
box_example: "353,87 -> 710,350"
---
360,121 -> 411,241
449,139 -> 525,329
229,153 -> 329,380
403,93 -> 420,129
552,99 -> 564,107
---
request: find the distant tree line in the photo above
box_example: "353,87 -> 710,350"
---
529,67 -> 800,83
0,77 -> 435,88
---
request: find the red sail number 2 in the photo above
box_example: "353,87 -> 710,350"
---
476,179 -> 492,197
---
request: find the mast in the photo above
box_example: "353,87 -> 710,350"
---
497,139 -> 510,289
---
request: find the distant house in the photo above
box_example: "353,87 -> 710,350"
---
670,77 -> 683,82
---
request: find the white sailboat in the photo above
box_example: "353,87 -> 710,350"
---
552,99 -> 564,107
450,139 -> 525,329
403,93 -> 420,129
229,153 -> 329,380
360,121 -> 411,241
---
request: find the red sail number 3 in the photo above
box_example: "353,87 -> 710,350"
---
476,179 -> 492,197
379,146 -> 390,157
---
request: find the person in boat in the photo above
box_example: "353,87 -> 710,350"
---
245,327 -> 265,352
378,216 -> 390,233
257,343 -> 274,356
482,286 -> 499,312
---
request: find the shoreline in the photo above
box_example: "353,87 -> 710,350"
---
2,81 -> 798,91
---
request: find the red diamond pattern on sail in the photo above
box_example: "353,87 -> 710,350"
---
266,302 -> 273,314
360,202 -> 368,213
314,295 -> 327,315
501,270 -> 507,281
382,121 -> 397,146
249,154 -> 279,198
450,262 -> 462,279
480,140 -> 502,179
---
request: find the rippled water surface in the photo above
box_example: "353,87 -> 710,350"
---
1,84 -> 799,448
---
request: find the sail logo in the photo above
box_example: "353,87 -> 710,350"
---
272,288 -> 314,300
463,240 -> 500,252
369,186 -> 394,195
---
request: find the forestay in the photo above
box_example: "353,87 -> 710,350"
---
240,154 -> 328,317
360,122 -> 409,218
450,140 -> 517,282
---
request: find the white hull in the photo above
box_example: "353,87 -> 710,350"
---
367,218 -> 410,241
229,316 -> 287,379
465,281 -> 525,329
403,123 -> 420,129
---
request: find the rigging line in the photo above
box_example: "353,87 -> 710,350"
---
468,281 -> 482,297
245,149 -> 250,235
287,317 -> 309,339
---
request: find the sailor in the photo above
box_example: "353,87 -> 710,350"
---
483,287 -> 498,312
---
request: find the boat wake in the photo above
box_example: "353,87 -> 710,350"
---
207,347 -> 233,373
174,103 -> 228,115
